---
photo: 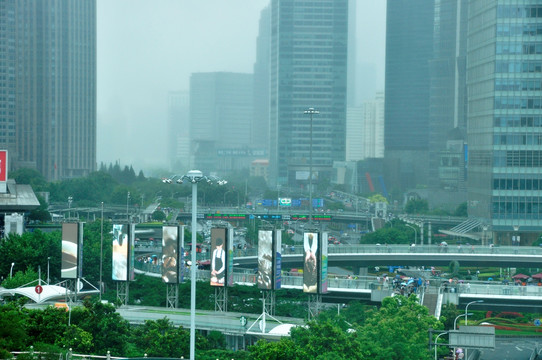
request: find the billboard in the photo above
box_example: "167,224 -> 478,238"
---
227,227 -> 234,286
210,227 -> 227,287
129,224 -> 135,281
257,230 -> 273,290
275,230 -> 282,290
61,223 -> 80,279
320,232 -> 328,294
161,226 -> 180,284
112,224 -> 130,281
0,150 -> 7,193
303,232 -> 319,293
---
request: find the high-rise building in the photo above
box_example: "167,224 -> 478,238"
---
429,0 -> 468,191
13,1 -> 96,181
0,0 -> 16,160
253,5 -> 271,155
467,0 -> 542,243
189,72 -> 255,174
384,0 -> 435,190
269,0 -> 348,187
167,91 -> 190,173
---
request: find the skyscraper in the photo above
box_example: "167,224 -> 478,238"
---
167,91 -> 190,173
253,5 -> 271,155
0,0 -> 16,159
13,0 -> 96,181
269,0 -> 348,187
467,0 -> 542,242
189,72 -> 254,174
384,0 -> 435,190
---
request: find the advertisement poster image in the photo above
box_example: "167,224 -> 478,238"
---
129,224 -> 135,281
275,230 -> 282,290
210,228 -> 227,287
161,226 -> 179,284
227,227 -> 234,286
61,223 -> 79,279
303,232 -> 319,293
112,224 -> 129,281
257,230 -> 273,290
320,232 -> 328,294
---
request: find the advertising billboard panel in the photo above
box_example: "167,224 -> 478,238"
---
257,230 -> 273,290
303,232 -> 319,293
275,230 -> 282,290
112,224 -> 129,281
129,224 -> 135,281
320,232 -> 328,294
161,226 -> 180,283
61,223 -> 79,279
210,228 -> 227,287
227,227 -> 234,287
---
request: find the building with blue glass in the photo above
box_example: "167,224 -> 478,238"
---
269,0 -> 348,187
467,1 -> 542,243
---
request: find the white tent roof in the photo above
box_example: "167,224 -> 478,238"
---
0,284 -> 98,303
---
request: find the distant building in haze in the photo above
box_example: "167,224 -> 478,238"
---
384,0 -> 435,191
189,72 -> 256,174
11,0 -> 96,181
253,5 -> 271,156
0,0 -> 16,161
167,91 -> 190,173
269,0 -> 348,188
467,0 -> 542,244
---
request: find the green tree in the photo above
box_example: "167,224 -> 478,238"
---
152,210 -> 166,221
0,303 -> 27,353
404,198 -> 429,214
357,295 -> 442,360
131,318 -> 191,358
454,202 -> 468,217
28,194 -> 51,222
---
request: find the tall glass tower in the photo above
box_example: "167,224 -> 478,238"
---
14,0 -> 96,181
269,0 -> 348,187
467,1 -> 542,242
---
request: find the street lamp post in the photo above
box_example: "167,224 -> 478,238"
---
99,202 -> 104,300
68,196 -> 73,219
163,170 -> 226,360
10,262 -> 14,279
126,192 -> 131,222
434,331 -> 449,360
304,107 -> 319,225
454,312 -> 472,330
405,224 -> 418,245
465,300 -> 483,325
47,257 -> 50,284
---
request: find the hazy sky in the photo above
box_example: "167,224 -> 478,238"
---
97,1 -> 386,174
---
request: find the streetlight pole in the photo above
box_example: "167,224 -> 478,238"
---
304,107 -> 319,226
465,300 -> 483,325
405,224 -> 418,245
99,202 -> 104,301
454,312 -> 472,330
10,262 -> 14,279
434,331 -> 449,360
126,192 -> 131,222
47,257 -> 50,284
68,196 -> 73,219
163,170 -> 226,360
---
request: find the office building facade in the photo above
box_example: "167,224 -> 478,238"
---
14,0 -> 96,181
384,0 -> 435,191
189,72 -> 255,174
467,1 -> 542,241
269,0 -> 348,187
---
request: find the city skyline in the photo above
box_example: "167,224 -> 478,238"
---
96,1 -> 387,173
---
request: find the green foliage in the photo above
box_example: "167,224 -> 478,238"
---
449,260 -> 460,277
404,198 -> 429,214
152,210 -> 166,221
2,267 -> 39,289
0,303 -> 27,352
454,202 -> 468,217
9,168 -> 48,192
369,193 -> 388,203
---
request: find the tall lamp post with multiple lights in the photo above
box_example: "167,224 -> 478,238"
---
304,107 -> 319,225
163,170 -> 226,360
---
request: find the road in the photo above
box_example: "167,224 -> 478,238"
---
478,337 -> 540,359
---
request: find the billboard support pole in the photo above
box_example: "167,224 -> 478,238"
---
117,281 -> 128,306
166,284 -> 178,308
307,294 -> 322,321
214,286 -> 227,312
246,290 -> 282,334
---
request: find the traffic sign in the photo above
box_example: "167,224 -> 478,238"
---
535,319 -> 541,327
35,285 -> 43,294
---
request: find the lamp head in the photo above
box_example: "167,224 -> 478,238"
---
176,178 -> 183,184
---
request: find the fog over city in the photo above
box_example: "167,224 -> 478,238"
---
96,1 -> 386,173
